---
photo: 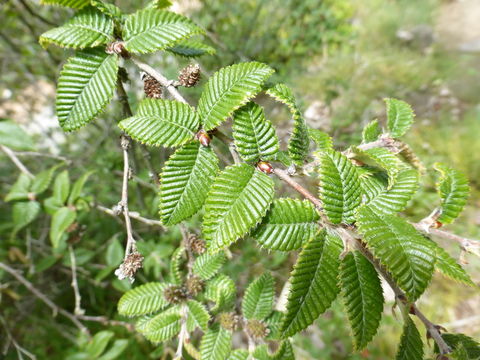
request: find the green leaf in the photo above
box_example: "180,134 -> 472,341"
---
167,40 -> 216,57
363,169 -> 419,215
40,8 -> 114,49
5,173 -> 32,202
203,163 -> 275,252
434,163 -> 470,224
253,341 -> 295,360
385,98 -> 415,138
281,230 -> 342,337
205,274 -> 236,312
119,99 -> 199,148
317,149 -> 362,224
117,282 -> 170,316
186,300 -> 210,331
265,311 -> 284,340
228,350 -> 249,360
90,0 -> 123,18
56,49 -> 118,131
159,142 -> 218,225
395,317 -> 423,360
232,102 -> 279,162
435,333 -> 480,359
50,207 -> 76,248
198,62 -> 274,131
85,331 -> 114,358
266,84 -> 309,163
242,272 -> 275,320
308,128 -> 333,151
123,9 -> 204,54
193,252 -> 225,280
356,206 -> 436,301
351,147 -> 401,189
170,246 -> 185,285
13,201 -> 40,231
252,198 -> 319,251
435,245 -> 475,286
200,324 -> 232,360
340,251 -> 384,350
40,0 -> 90,9
106,238 -> 123,267
362,119 -> 381,143
53,170 -> 70,204
145,0 -> 173,9
68,171 -> 93,205
0,121 -> 35,151
97,339 -> 128,360
143,310 -> 182,343
31,165 -> 62,196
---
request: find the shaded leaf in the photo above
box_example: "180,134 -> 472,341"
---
50,206 -> 76,248
395,318 -> 423,360
242,272 -> 275,320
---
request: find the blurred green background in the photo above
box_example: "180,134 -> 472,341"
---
1,0 -> 479,359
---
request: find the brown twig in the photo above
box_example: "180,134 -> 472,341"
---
96,204 -> 165,228
0,262 -> 89,335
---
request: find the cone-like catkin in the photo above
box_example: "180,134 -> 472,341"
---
142,74 -> 162,99
178,64 -> 201,87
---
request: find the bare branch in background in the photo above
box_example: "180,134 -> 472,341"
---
68,245 -> 85,316
1,145 -> 34,178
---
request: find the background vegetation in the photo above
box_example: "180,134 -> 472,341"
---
1,0 -> 479,359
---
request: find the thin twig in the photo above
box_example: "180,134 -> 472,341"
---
13,151 -> 70,163
1,145 -> 34,178
0,315 -> 37,360
174,304 -> 189,360
131,56 -> 188,104
68,245 -> 85,316
413,223 -> 480,257
76,315 -> 134,331
0,262 -> 89,335
96,204 -> 165,228
119,135 -> 136,259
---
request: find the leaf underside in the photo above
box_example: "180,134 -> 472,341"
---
395,317 -> 424,360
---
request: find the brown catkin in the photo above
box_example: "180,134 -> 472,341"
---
178,64 -> 201,87
142,74 -> 162,99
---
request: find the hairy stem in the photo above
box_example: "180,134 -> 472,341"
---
68,245 -> 85,316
